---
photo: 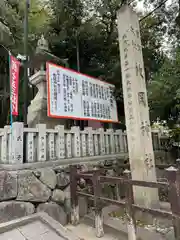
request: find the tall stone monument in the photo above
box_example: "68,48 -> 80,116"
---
117,5 -> 159,207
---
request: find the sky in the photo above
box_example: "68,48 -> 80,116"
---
136,0 -> 173,12
136,0 -> 173,53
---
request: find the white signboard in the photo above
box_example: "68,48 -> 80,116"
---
46,62 -> 118,122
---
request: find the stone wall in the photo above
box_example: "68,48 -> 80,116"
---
0,159 -> 170,225
0,166 -> 88,225
0,160 -> 117,225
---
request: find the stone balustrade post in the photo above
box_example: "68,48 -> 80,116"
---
10,122 -> 24,164
55,125 -> 65,159
71,126 -> 81,158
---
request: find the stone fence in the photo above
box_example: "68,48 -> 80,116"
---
0,122 -> 168,165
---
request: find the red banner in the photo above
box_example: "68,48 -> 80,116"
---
10,55 -> 20,116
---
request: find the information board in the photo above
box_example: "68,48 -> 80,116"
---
46,62 -> 118,122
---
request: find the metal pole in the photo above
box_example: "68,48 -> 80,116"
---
23,0 -> 29,126
23,0 -> 29,163
76,32 -> 80,72
75,31 -> 85,130
75,31 -> 82,128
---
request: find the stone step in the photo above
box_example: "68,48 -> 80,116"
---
0,212 -> 80,240
66,223 -> 125,240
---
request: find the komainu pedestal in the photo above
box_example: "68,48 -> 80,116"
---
27,70 -> 65,128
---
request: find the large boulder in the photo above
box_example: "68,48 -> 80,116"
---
0,171 -> 17,200
37,202 -> 67,225
17,171 -> 51,202
0,201 -> 35,223
56,172 -> 70,189
52,189 -> 65,204
38,168 -> 57,189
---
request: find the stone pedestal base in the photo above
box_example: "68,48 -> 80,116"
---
27,70 -> 65,128
28,108 -> 65,128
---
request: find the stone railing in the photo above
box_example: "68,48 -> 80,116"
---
0,122 -> 128,165
0,122 -> 169,165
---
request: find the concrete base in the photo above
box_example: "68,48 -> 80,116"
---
0,153 -> 128,171
0,212 -> 80,240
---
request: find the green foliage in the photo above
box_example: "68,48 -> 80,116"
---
48,0 -> 164,83
148,47 -> 180,123
0,0 -> 50,126
0,0 -> 50,54
170,127 -> 180,142
143,0 -> 180,48
140,15 -> 165,80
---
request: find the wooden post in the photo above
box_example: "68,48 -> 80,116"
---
166,166 -> 180,240
115,183 -> 121,201
92,171 -> 104,238
70,165 -> 79,225
114,166 -> 121,201
124,169 -> 137,240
